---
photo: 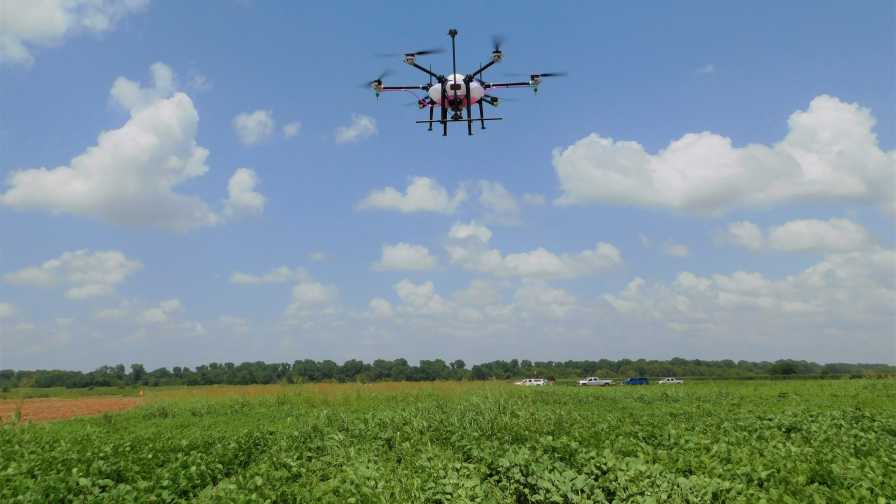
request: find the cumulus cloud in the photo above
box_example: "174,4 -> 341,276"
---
604,247 -> 896,339
233,109 -> 275,145
479,180 -> 521,225
0,302 -> 15,319
335,114 -> 377,143
282,121 -> 301,138
140,298 -> 182,324
374,243 -> 437,271
219,315 -> 249,333
0,63 -> 261,231
357,176 -> 467,214
0,0 -> 149,66
446,222 -> 623,279
448,221 -> 492,242
553,95 -> 896,215
724,218 -> 874,253
4,250 -> 141,299
223,168 -> 266,217
230,266 -> 307,285
522,193 -> 546,206
394,279 -> 449,315
367,297 -> 394,318
725,221 -> 763,251
662,242 -> 690,257
187,71 -> 211,91
286,280 -> 338,318
513,281 -> 578,318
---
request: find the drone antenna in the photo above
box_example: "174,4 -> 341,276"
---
449,29 -> 458,99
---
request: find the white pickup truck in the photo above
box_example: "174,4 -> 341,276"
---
658,377 -> 684,384
515,378 -> 547,386
578,377 -> 613,387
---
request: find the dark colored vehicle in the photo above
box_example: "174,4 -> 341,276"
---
623,377 -> 649,385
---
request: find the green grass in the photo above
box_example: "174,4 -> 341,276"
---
2,380 -> 895,503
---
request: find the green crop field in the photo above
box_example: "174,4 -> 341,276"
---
2,380 -> 895,503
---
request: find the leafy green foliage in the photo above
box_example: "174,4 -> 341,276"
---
3,358 -> 893,390
1,380 -> 894,502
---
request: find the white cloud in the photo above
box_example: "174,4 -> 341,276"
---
219,315 -> 249,333
479,180 -> 521,225
0,63 -> 231,231
604,247 -> 896,338
230,266 -> 307,285
367,297 -> 393,318
223,168 -> 266,217
358,176 -> 467,214
446,223 -> 623,279
335,114 -> 377,143
282,121 -> 301,138
0,0 -> 149,66
725,221 -> 764,251
140,298 -> 182,324
286,280 -> 338,318
4,250 -> 141,299
522,193 -> 546,206
638,233 -> 652,248
767,218 -> 874,252
513,281 -> 578,318
697,64 -> 715,74
662,242 -> 690,257
233,109 -> 275,146
0,302 -> 15,319
187,72 -> 211,91
394,279 -> 449,315
724,218 -> 874,253
95,306 -> 129,320
449,221 -> 493,242
553,95 -> 896,215
374,243 -> 437,271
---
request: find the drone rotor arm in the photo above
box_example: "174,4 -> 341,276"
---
471,59 -> 500,81
380,85 -> 429,91
406,62 -> 443,82
483,81 -> 532,89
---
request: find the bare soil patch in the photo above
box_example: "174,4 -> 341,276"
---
0,397 -> 142,423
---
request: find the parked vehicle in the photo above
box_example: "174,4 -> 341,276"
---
658,377 -> 684,384
623,377 -> 649,385
578,377 -> 613,387
515,378 -> 547,386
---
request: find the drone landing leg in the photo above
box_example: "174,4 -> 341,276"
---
465,85 -> 473,136
441,87 -> 448,136
478,101 -> 486,129
428,106 -> 433,131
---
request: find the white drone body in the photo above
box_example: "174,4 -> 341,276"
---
368,29 -> 563,136
428,74 -> 486,105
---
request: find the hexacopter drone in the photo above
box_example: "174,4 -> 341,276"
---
365,29 -> 565,136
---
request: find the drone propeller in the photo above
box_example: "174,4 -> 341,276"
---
360,69 -> 392,88
377,48 -> 445,57
504,71 -> 568,78
491,34 -> 505,52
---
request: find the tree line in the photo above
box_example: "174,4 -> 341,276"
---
2,358 -> 893,389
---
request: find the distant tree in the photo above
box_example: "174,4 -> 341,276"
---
129,364 -> 146,385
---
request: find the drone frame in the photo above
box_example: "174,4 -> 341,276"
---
371,28 -> 545,136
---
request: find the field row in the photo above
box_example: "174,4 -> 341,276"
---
2,380 -> 895,503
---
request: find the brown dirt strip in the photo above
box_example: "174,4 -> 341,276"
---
0,397 -> 142,423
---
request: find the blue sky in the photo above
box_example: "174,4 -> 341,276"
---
1,1 -> 894,370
